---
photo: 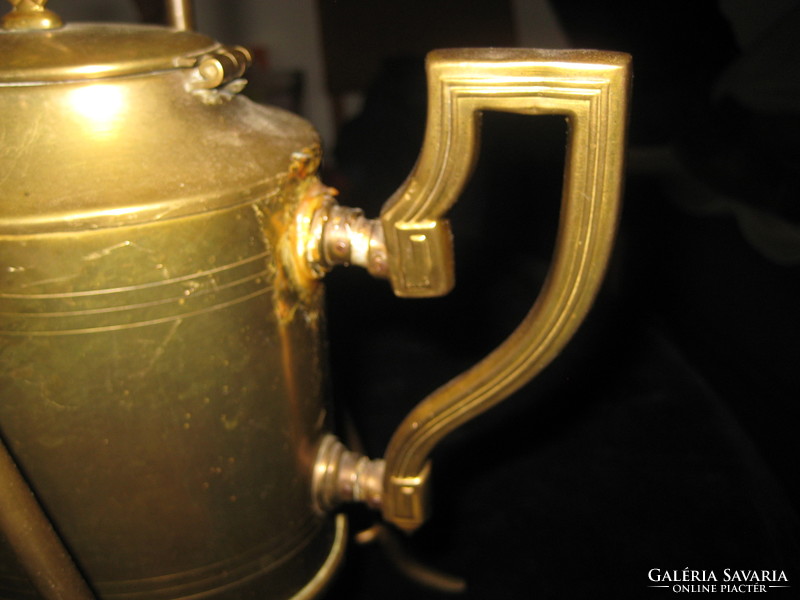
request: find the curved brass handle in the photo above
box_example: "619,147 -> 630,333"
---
378,48 -> 631,530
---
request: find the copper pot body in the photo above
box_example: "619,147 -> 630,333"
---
0,35 -> 344,598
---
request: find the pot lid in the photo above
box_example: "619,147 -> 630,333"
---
0,1 -> 218,84
0,0 -> 321,235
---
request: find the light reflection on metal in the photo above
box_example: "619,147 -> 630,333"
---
67,84 -> 125,137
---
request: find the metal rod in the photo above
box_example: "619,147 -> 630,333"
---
165,0 -> 194,31
0,436 -> 95,600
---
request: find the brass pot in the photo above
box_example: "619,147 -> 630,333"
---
0,1 -> 630,598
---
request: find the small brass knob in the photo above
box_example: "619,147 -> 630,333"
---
3,0 -> 63,31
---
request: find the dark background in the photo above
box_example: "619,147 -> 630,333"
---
151,1 -> 799,597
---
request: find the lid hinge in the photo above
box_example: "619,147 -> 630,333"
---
187,45 -> 253,103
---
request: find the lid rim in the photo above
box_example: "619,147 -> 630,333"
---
0,23 -> 220,83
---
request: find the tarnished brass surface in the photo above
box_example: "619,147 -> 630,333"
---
0,1 -> 632,595
0,13 -> 342,599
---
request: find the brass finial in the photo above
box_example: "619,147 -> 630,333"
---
3,0 -> 63,31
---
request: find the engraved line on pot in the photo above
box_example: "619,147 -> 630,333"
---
0,178 -> 286,235
2,251 -> 270,298
91,515 -> 324,599
0,287 -> 270,336
0,269 -> 270,318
